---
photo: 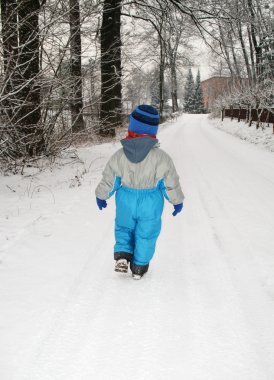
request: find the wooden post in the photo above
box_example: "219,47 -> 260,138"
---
249,106 -> 252,126
256,109 -> 261,129
238,107 -> 241,122
246,106 -> 249,124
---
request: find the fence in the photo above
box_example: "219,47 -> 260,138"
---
222,107 -> 274,133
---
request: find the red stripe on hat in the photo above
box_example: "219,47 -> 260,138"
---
125,131 -> 156,139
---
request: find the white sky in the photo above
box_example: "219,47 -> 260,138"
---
191,39 -> 212,81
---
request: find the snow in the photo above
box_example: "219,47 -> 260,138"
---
211,116 -> 274,152
1,114 -> 274,380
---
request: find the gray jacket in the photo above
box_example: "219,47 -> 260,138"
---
95,137 -> 184,205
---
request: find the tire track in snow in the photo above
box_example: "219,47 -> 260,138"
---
178,115 -> 274,378
21,201 -> 115,380
159,115 -> 274,379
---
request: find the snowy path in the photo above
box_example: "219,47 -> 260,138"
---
1,114 -> 274,380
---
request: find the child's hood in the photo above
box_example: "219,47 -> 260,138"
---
121,136 -> 159,163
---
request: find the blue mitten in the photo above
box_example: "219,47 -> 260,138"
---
96,197 -> 107,210
172,203 -> 183,216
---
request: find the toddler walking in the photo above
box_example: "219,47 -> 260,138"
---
95,105 -> 184,279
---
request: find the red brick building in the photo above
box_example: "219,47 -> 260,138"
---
201,76 -> 233,111
201,76 -> 249,111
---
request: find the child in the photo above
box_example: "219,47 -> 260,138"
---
95,105 -> 184,279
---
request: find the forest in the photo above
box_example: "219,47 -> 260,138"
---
0,0 -> 273,168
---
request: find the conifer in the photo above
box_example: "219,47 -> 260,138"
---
183,69 -> 195,113
194,69 -> 205,114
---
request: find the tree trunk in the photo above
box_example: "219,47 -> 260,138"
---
238,23 -> 252,86
100,0 -> 122,137
1,0 -> 18,120
17,0 -> 44,156
247,0 -> 262,80
247,26 -> 256,83
69,0 -> 85,132
170,60 -> 178,112
218,23 -> 234,79
159,42 -> 165,119
229,32 -> 242,84
158,15 -> 166,120
1,0 -> 18,73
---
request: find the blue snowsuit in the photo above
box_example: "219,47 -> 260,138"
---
95,137 -> 184,269
115,185 -> 164,266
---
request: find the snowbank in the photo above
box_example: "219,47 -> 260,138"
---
0,143 -> 119,259
210,116 -> 274,152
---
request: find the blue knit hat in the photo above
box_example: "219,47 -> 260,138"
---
129,105 -> 159,136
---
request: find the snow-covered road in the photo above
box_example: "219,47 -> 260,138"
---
1,114 -> 274,380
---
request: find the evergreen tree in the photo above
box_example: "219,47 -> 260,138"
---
183,69 -> 195,113
194,70 -> 205,114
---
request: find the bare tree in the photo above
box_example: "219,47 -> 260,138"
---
100,0 -> 122,137
69,0 -> 85,132
1,0 -> 17,75
0,0 -> 45,157
122,1 -> 171,118
1,0 -> 18,121
0,0 -> 103,166
165,11 -> 193,112
202,0 -> 273,82
0,0 -> 272,168
17,0 -> 44,156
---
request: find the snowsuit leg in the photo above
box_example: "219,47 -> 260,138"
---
114,187 -> 164,266
114,188 -> 136,258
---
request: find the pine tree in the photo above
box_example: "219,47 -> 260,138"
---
183,69 -> 195,113
194,70 -> 205,114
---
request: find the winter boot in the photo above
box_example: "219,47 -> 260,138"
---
132,273 -> 142,280
130,262 -> 149,280
115,258 -> 129,273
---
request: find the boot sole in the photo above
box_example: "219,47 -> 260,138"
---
132,274 -> 142,280
115,264 -> 128,273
